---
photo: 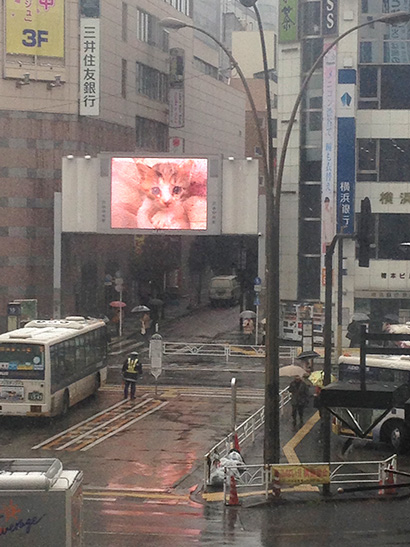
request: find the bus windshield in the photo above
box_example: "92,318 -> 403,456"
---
0,343 -> 45,380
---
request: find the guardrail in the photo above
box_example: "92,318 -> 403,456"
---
203,386 -> 291,487
163,342 -> 298,363
222,454 -> 398,503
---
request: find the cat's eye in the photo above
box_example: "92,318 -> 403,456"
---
173,186 -> 181,194
151,187 -> 160,195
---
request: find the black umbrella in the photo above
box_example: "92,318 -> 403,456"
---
297,350 -> 320,360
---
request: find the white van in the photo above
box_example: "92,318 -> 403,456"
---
209,275 -> 240,307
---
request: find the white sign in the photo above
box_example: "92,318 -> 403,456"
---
169,136 -> 185,154
80,18 -> 100,116
321,43 -> 337,279
150,335 -> 163,379
169,88 -> 185,128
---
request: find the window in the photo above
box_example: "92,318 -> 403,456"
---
136,62 -> 168,102
298,255 -> 321,300
122,3 -> 128,42
136,116 -> 168,152
137,9 -> 169,52
355,214 -> 410,261
358,139 -> 410,182
359,65 -> 410,109
193,57 -> 218,79
300,1 -> 321,37
163,0 -> 191,17
302,38 -> 323,73
121,59 -> 127,99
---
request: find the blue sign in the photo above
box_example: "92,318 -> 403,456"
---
254,276 -> 262,285
337,69 -> 356,234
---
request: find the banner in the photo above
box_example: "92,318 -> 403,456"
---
279,0 -> 298,43
270,464 -> 330,485
6,0 -> 65,58
169,48 -> 185,128
337,69 -> 356,234
80,18 -> 100,116
322,0 -> 338,36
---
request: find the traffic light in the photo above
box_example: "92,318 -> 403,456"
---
357,197 -> 373,267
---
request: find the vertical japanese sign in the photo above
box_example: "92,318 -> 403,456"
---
6,0 -> 65,57
322,0 -> 338,36
279,0 -> 298,43
321,43 -> 337,275
384,0 -> 410,63
169,48 -> 185,128
80,18 -> 100,116
337,69 -> 356,234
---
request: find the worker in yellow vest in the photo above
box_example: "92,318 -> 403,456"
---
122,351 -> 142,400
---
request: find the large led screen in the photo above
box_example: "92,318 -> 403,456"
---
111,157 -> 208,231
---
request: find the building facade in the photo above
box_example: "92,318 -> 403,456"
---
278,0 -> 410,335
0,0 -> 246,329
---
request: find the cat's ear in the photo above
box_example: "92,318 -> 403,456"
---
178,159 -> 195,178
134,162 -> 152,182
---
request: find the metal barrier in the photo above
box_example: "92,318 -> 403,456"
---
222,454 -> 398,503
163,341 -> 298,363
204,386 -> 291,487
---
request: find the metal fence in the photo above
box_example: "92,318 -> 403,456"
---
222,454 -> 398,503
163,341 -> 298,363
203,386 -> 291,487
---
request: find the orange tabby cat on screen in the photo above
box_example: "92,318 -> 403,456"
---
111,158 -> 208,230
134,160 -> 193,229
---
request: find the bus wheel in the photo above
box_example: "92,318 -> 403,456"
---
62,390 -> 70,416
385,420 -> 410,454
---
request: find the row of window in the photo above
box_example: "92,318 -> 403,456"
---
358,139 -> 410,182
193,56 -> 219,79
50,328 -> 107,392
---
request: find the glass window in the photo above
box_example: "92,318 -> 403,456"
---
359,66 -> 378,97
301,2 -> 321,37
136,116 -> 168,152
299,219 -> 321,254
378,214 -> 410,259
380,139 -> 410,181
302,38 -> 323,73
300,184 -> 321,218
358,139 -> 377,171
122,3 -> 128,42
381,66 -> 410,109
121,59 -> 127,99
298,255 -> 320,300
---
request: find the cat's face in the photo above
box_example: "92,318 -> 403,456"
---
135,162 -> 192,207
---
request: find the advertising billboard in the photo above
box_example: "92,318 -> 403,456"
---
6,0 -> 65,57
110,157 -> 208,231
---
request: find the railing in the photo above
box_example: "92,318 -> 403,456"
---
163,341 -> 298,363
222,454 -> 398,503
203,386 -> 291,487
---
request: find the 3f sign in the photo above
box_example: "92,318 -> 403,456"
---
322,0 -> 338,36
22,29 -> 49,48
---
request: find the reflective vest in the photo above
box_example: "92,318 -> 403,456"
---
123,357 -> 140,380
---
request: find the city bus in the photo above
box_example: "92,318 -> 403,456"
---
333,354 -> 410,452
0,316 -> 108,417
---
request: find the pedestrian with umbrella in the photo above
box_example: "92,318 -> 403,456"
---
289,375 -> 310,429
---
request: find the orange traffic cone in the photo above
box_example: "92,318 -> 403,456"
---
234,433 -> 240,452
385,465 -> 397,495
378,476 -> 385,496
227,474 -> 241,506
272,469 -> 281,498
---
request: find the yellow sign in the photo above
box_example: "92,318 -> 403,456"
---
270,464 -> 330,485
6,0 -> 65,57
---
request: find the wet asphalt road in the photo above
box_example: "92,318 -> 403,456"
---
3,304 -> 410,545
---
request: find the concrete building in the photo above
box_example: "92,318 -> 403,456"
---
277,0 -> 410,338
0,0 -> 246,329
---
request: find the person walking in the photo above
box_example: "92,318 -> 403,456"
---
122,351 -> 142,400
289,375 -> 310,428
